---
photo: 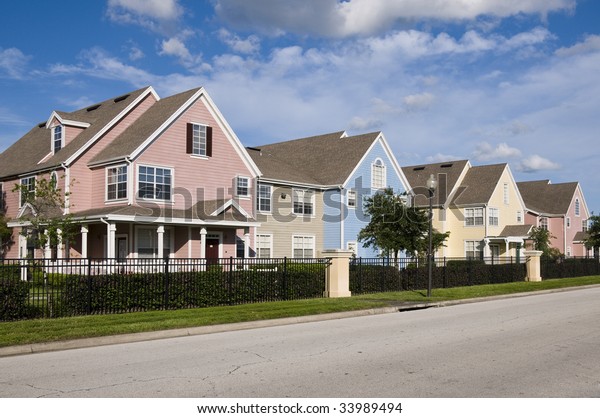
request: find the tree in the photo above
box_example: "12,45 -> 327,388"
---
357,188 -> 450,264
584,214 -> 600,258
12,176 -> 79,254
528,226 -> 560,258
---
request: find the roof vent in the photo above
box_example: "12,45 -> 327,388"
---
440,163 -> 453,168
38,122 -> 46,128
86,104 -> 101,112
413,167 -> 425,171
113,94 -> 130,103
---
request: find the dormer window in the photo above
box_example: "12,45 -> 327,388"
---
53,125 -> 64,153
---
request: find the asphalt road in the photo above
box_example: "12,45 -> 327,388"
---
1,287 -> 600,398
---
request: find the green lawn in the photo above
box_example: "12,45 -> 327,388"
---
1,276 -> 599,348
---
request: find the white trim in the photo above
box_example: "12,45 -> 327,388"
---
256,183 -> 272,214
71,87 -> 159,166
105,164 -> 129,203
205,231 -> 223,258
209,198 -> 253,219
135,163 -> 175,203
371,158 -> 386,190
292,188 -> 316,218
189,122 -> 209,157
235,175 -> 251,198
46,111 -> 91,129
292,234 -> 316,258
134,225 -> 174,258
51,125 -> 64,153
255,233 -> 273,258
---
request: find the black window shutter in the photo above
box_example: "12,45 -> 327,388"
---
186,123 -> 193,154
206,126 -> 213,157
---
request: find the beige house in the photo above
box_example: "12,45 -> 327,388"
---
402,160 -> 532,259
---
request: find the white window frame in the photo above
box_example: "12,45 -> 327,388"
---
52,125 -> 64,153
465,207 -> 484,226
106,165 -> 128,202
347,189 -> 356,209
371,158 -> 386,189
465,240 -> 483,259
575,198 -> 580,217
137,164 -> 173,202
503,183 -> 509,205
347,241 -> 358,256
539,217 -> 548,230
255,234 -> 272,258
566,217 -> 571,229
293,189 -> 314,216
257,184 -> 272,213
582,219 -> 588,232
135,226 -> 172,258
19,176 -> 35,207
236,176 -> 250,198
517,210 -> 523,223
292,235 -> 315,258
488,207 -> 499,226
191,123 -> 208,157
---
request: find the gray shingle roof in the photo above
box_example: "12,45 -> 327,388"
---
452,163 -> 507,206
517,180 -> 579,215
498,224 -> 533,238
401,160 -> 469,206
0,87 -> 150,179
248,131 -> 380,186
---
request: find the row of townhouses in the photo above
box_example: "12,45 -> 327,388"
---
0,86 -> 592,261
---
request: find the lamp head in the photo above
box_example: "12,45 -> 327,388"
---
426,174 -> 438,192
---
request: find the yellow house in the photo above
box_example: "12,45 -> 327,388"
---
402,160 -> 532,259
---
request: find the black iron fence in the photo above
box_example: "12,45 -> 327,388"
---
0,257 -> 329,321
541,256 -> 600,279
350,257 -> 527,294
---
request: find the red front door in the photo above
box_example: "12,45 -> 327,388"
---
206,238 -> 219,262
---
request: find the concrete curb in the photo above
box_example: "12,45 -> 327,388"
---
2,284 -> 599,358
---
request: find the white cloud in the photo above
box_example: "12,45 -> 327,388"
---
472,142 -> 522,162
403,92 -> 435,111
426,153 -> 464,163
215,0 -> 574,38
107,0 -> 183,34
556,35 -> 600,57
517,155 -> 561,172
218,29 -> 261,55
0,47 -> 30,79
129,46 -> 145,61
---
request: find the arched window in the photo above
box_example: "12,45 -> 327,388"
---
371,158 -> 386,189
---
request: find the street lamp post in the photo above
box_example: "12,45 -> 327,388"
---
426,174 -> 438,298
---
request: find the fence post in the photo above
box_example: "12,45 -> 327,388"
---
228,256 -> 233,305
524,250 -> 543,281
163,256 -> 170,309
282,256 -> 288,300
86,257 -> 93,315
320,249 -> 352,298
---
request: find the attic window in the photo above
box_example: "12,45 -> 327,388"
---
440,163 -> 453,168
413,167 -> 425,171
52,125 -> 64,153
114,94 -> 129,103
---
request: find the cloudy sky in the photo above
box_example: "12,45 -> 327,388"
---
1,0 -> 599,212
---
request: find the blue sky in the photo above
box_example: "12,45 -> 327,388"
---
1,0 -> 599,212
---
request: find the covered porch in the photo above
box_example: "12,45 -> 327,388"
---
484,225 -> 533,262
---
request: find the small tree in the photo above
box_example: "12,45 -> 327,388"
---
528,226 -> 560,258
584,214 -> 600,258
12,176 -> 78,255
358,188 -> 449,264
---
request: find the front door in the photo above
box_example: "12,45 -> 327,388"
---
490,245 -> 500,258
206,238 -> 220,264
116,236 -> 128,262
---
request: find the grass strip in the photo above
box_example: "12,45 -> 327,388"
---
1,276 -> 599,348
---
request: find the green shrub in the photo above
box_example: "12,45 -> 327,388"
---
0,277 -> 31,320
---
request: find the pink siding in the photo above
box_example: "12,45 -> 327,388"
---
65,126 -> 85,147
133,96 -> 255,213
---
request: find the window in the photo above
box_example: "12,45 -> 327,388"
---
488,208 -> 499,226
186,123 -> 212,157
50,172 -> 58,190
517,211 -> 523,223
257,184 -> 271,212
582,219 -> 588,232
107,166 -> 127,201
371,159 -> 386,189
53,125 -> 63,152
567,246 -> 572,257
255,234 -> 272,258
138,166 -> 172,200
293,189 -> 314,216
503,183 -> 509,205
20,177 -> 35,207
347,189 -> 356,209
465,207 -> 484,226
236,176 -> 250,197
347,241 -> 357,256
575,198 -> 580,217
236,237 -> 246,258
465,240 -> 484,259
293,235 -> 315,258
137,227 -> 170,258
539,217 -> 548,230
566,217 -> 571,228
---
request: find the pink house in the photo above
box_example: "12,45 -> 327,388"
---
517,180 -> 591,257
0,86 -> 261,260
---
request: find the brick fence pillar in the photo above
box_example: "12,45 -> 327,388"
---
524,250 -> 543,282
320,249 -> 353,298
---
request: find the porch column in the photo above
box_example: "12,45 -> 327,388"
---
157,225 -> 165,258
43,229 -> 51,259
244,228 -> 250,258
57,228 -> 63,259
200,228 -> 207,258
107,222 -> 116,258
483,238 -> 491,258
81,226 -> 89,258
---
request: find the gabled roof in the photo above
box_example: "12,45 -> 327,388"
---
517,180 -> 579,215
248,131 -> 382,187
401,160 -> 470,206
498,224 -> 533,238
452,163 -> 507,206
0,87 -> 152,179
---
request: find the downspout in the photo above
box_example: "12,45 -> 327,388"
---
125,157 -> 133,205
61,163 -> 70,215
484,204 -> 489,257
